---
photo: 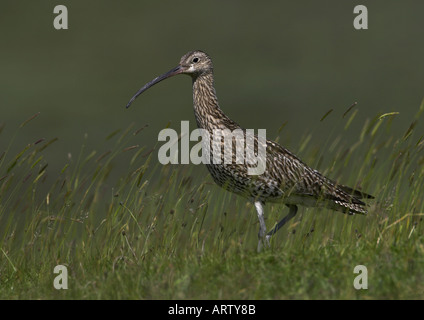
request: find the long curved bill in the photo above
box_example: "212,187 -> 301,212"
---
126,65 -> 183,109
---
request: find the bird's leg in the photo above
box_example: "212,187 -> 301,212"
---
254,201 -> 269,252
265,204 -> 298,243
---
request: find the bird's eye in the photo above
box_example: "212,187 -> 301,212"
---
192,57 -> 199,63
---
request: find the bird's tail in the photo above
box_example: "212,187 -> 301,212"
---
338,184 -> 374,200
326,184 -> 374,215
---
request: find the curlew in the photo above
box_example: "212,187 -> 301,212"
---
126,50 -> 373,251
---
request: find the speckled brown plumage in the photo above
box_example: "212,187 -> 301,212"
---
126,50 -> 373,250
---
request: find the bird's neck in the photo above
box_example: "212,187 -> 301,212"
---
192,72 -> 237,132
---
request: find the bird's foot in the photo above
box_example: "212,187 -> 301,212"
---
257,235 -> 271,252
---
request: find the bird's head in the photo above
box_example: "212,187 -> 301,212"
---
126,50 -> 212,109
179,50 -> 213,76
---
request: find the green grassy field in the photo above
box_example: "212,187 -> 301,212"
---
0,101 -> 423,299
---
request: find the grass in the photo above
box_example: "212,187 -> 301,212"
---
0,100 -> 423,299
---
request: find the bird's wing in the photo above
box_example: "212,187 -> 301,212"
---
263,139 -> 370,213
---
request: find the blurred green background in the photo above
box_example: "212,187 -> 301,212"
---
1,0 -> 423,178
